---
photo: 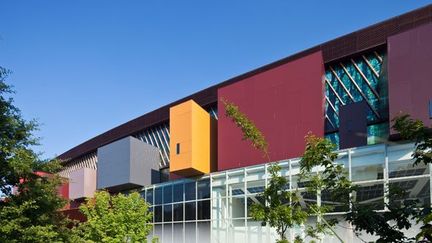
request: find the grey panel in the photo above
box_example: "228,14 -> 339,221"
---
339,101 -> 368,149
97,136 -> 161,191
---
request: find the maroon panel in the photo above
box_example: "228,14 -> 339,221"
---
388,22 -> 432,132
217,52 -> 325,171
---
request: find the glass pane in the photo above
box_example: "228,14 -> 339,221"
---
198,200 -> 210,220
173,223 -> 183,243
185,202 -> 196,221
197,221 -> 210,242
173,183 -> 184,202
146,189 -> 153,205
164,185 -> 173,204
155,205 -> 162,222
353,182 -> 384,210
173,203 -> 183,222
389,160 -> 428,178
185,222 -> 196,243
155,187 -> 163,205
389,178 -> 430,207
198,179 -> 210,199
351,149 -> 384,182
154,224 -> 162,241
230,196 -> 245,218
163,223 -> 173,243
185,182 -> 196,201
164,204 -> 172,222
212,197 -> 226,221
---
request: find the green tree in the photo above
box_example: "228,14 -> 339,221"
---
0,67 -> 73,242
75,191 -> 153,243
299,134 -> 352,242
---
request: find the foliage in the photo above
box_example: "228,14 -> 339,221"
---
75,191 -> 153,243
347,184 -> 420,243
250,164 -> 308,242
393,114 -> 432,166
392,114 -> 432,241
222,98 -> 269,159
299,133 -> 352,242
0,67 -> 73,242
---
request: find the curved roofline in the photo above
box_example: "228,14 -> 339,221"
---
59,4 -> 432,162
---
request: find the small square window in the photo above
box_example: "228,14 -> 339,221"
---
176,143 -> 180,155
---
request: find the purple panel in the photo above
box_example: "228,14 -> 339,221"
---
339,101 -> 368,149
388,23 -> 432,132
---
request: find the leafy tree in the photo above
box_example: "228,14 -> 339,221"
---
299,133 -> 351,243
0,67 -> 73,242
75,191 -> 153,243
250,164 -> 308,243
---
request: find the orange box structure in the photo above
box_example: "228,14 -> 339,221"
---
169,100 -> 216,176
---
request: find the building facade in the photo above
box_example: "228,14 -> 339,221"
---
58,5 -> 432,242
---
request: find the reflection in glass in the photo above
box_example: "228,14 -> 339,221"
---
198,179 -> 210,199
155,187 -> 163,205
164,204 -> 172,222
185,182 -> 196,201
351,151 -> 384,181
164,185 -> 173,204
173,203 -> 183,222
154,205 -> 162,222
198,200 -> 210,220
353,182 -> 384,210
389,178 -> 430,207
146,189 -> 153,205
185,202 -> 196,220
173,183 -> 184,202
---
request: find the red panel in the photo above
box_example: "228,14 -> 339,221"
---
217,51 -> 325,171
388,22 -> 432,132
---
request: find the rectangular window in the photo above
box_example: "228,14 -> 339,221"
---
176,143 -> 180,154
185,202 -> 196,220
429,99 -> 432,119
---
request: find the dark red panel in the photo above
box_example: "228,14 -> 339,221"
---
217,52 -> 325,171
388,22 -> 432,132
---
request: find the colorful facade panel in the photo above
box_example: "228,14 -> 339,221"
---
388,22 -> 432,130
217,51 -> 325,171
170,100 -> 217,176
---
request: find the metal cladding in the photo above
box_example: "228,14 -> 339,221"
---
388,22 -> 432,131
69,167 -> 97,200
218,51 -> 325,171
169,100 -> 217,177
96,136 -> 161,191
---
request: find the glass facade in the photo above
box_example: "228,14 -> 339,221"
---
142,142 -> 430,243
325,50 -> 389,148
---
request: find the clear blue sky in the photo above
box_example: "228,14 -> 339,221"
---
0,1 -> 430,159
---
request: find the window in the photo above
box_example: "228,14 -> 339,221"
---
429,99 -> 432,119
176,143 -> 180,154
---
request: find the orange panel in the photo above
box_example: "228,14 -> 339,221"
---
170,100 -> 216,176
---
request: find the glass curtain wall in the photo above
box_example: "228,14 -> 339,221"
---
142,142 -> 430,243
